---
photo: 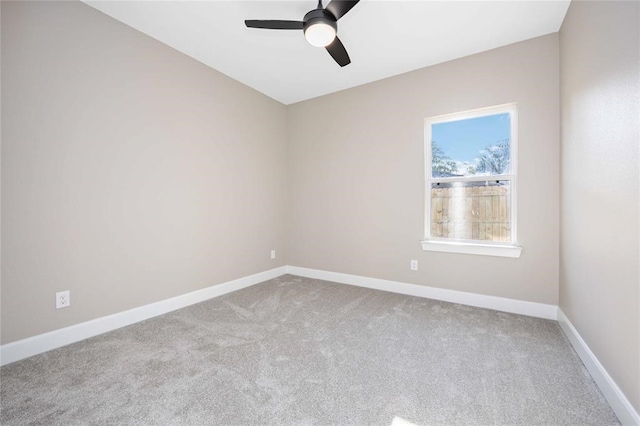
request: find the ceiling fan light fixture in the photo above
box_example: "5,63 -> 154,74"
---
245,0 -> 359,66
304,20 -> 336,47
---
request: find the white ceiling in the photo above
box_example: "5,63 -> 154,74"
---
84,0 -> 571,105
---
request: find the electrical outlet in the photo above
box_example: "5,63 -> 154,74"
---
271,250 -> 276,259
56,291 -> 70,309
410,260 -> 418,271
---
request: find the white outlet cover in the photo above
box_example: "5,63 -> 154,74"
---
271,250 -> 276,259
56,290 -> 70,309
410,260 -> 419,271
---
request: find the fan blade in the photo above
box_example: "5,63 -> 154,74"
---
326,36 -> 351,67
245,20 -> 304,30
325,0 -> 360,20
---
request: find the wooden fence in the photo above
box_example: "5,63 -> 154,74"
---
430,183 -> 511,242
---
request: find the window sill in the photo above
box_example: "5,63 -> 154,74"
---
420,240 -> 522,258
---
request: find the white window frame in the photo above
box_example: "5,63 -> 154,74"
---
421,103 -> 522,258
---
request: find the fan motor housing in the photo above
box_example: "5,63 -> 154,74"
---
303,9 -> 338,34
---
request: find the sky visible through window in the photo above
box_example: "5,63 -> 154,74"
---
432,113 -> 510,162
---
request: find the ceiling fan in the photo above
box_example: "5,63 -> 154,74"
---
245,0 -> 361,67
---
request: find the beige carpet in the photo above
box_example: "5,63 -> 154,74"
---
0,275 -> 619,425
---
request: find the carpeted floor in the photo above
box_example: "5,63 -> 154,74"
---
0,275 -> 619,425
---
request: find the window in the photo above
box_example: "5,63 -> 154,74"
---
422,104 -> 522,258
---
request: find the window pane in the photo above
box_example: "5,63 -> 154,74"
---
431,113 -> 511,178
430,181 -> 511,243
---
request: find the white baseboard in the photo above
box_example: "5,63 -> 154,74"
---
0,265 -> 558,367
1,265 -> 557,368
0,266 -> 287,366
557,309 -> 640,426
285,266 -> 558,320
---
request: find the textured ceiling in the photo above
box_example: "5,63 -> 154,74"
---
84,1 -> 571,105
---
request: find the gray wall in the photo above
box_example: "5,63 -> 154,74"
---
559,0 -> 640,413
1,1 -> 288,344
288,34 -> 560,305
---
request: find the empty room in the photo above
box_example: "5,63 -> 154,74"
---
1,0 -> 638,424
